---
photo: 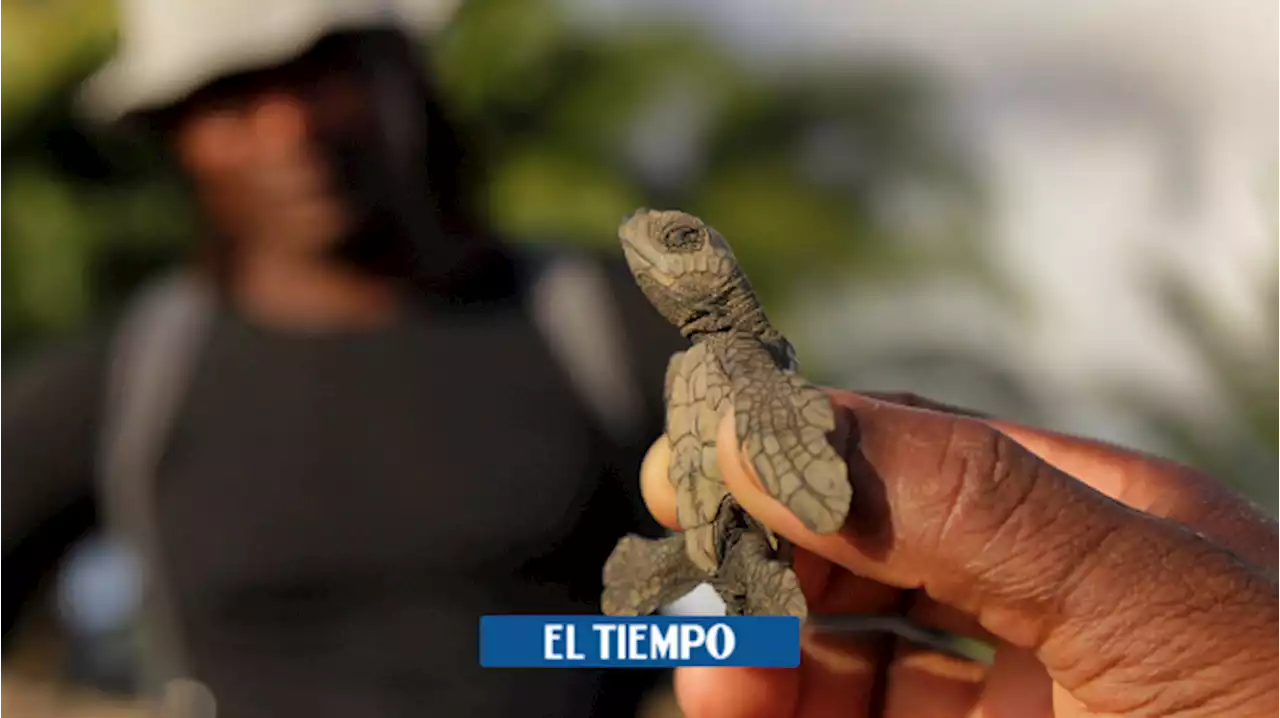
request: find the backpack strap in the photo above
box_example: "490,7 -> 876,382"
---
525,248 -> 646,446
97,269 -> 217,716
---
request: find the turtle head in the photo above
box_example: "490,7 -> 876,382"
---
618,208 -> 741,332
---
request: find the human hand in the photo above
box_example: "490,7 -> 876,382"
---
639,389 -> 1278,717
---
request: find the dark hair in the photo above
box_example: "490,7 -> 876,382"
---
316,27 -> 485,237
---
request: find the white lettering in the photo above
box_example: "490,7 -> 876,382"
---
679,625 -> 706,660
581,622 -> 739,662
706,624 -> 735,660
650,625 -> 678,659
565,625 -> 585,659
627,624 -> 645,659
593,625 -> 616,659
544,624 -> 564,660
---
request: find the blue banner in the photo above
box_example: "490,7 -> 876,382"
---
479,615 -> 800,668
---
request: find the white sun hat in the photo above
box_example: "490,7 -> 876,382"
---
78,0 -> 460,124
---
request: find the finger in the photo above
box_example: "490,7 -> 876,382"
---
639,435 -> 681,530
642,392 -> 988,533
881,599 -> 990,718
645,388 -> 1277,567
794,563 -> 901,718
854,390 -> 1277,569
982,418 -> 1278,571
676,666 -> 799,718
676,551 -> 903,718
882,649 -> 981,718
717,397 -> 1279,716
901,595 -> 997,647
969,645 -> 1054,718
856,390 -> 993,419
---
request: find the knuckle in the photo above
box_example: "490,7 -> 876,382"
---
928,418 -> 1037,554
883,413 -> 1280,716
916,418 -> 1096,628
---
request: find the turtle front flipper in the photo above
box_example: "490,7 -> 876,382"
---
665,343 -> 730,572
602,533 -> 709,616
721,339 -> 851,534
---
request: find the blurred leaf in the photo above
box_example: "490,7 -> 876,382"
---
1,167 -> 96,332
2,0 -> 981,367
1109,266 -> 1278,511
433,0 -> 565,121
538,27 -> 741,156
691,158 -> 876,299
1,0 -> 117,128
486,147 -> 643,244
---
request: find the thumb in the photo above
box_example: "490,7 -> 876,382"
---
716,394 -> 1278,715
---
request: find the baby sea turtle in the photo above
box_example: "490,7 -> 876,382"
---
602,208 -> 851,617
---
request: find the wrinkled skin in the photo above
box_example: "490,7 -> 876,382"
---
642,390 -> 1279,718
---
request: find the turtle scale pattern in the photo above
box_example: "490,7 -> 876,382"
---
601,208 -> 852,618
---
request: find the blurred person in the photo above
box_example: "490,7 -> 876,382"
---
2,2 -> 685,717
642,391 -> 1277,718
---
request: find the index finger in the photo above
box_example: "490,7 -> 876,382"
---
718,390 -> 1278,714
640,390 -> 1277,569
981,417 -> 1277,570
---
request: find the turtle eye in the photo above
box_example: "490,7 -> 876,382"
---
663,225 -> 704,252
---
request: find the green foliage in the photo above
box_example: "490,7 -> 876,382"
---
3,166 -> 95,334
485,146 -> 644,243
1,1 -> 117,124
2,0 -> 975,353
1116,262 -> 1279,511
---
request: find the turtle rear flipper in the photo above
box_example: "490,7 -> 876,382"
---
602,533 -> 707,616
713,518 -> 806,618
